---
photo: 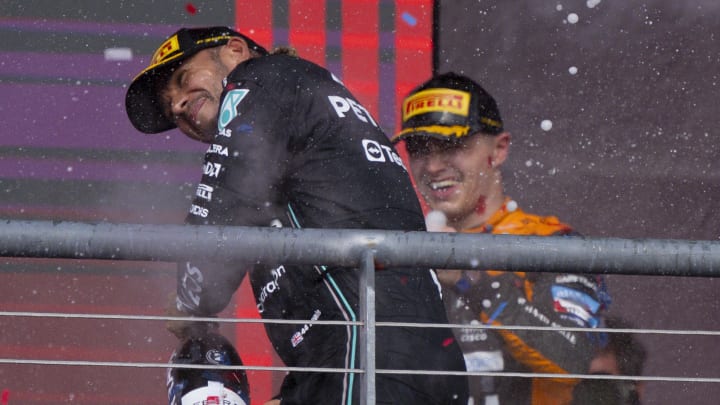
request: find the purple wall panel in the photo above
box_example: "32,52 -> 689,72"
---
0,17 -> 178,37
0,155 -> 198,182
1,83 -> 200,153
0,6 -> 238,405
0,51 -> 147,82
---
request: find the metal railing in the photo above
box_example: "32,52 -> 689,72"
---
2,220 -> 720,275
2,219 -> 720,403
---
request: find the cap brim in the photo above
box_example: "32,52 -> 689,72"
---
125,27 -> 269,135
125,66 -> 177,134
391,125 -> 472,143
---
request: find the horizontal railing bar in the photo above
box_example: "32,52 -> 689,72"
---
0,359 -> 356,373
0,310 -> 362,326
1,220 -> 720,276
0,358 -> 717,383
2,311 -> 719,336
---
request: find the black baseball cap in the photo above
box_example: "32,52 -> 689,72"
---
125,26 -> 268,134
391,72 -> 504,143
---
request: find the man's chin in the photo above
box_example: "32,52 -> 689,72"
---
429,204 -> 468,222
180,126 -> 214,143
196,125 -> 217,143
198,133 -> 216,143
427,199 -> 457,212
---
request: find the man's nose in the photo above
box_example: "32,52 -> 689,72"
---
423,153 -> 447,173
169,94 -> 188,117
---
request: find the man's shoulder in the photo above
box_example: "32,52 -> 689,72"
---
493,208 -> 573,236
230,54 -> 326,83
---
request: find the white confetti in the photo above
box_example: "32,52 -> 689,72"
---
567,13 -> 579,24
104,47 -> 133,61
541,120 -> 553,131
569,66 -> 578,75
425,210 -> 447,232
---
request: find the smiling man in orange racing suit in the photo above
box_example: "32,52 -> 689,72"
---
125,26 -> 468,405
394,72 -> 610,405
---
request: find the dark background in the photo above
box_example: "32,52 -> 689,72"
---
437,1 -> 719,403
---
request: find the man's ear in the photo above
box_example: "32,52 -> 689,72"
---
492,132 -> 511,167
220,37 -> 253,65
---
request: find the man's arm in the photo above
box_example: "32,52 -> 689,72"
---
173,77 -> 290,319
176,260 -> 248,316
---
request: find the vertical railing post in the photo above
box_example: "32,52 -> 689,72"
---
358,249 -> 377,405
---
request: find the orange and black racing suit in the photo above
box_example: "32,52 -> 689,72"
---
444,198 -> 609,405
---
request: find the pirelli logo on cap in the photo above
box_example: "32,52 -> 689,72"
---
402,89 -> 470,122
151,34 -> 181,66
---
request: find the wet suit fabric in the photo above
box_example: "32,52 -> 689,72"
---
444,199 -> 608,405
175,53 -> 469,405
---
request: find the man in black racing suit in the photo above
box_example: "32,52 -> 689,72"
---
125,26 -> 468,404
